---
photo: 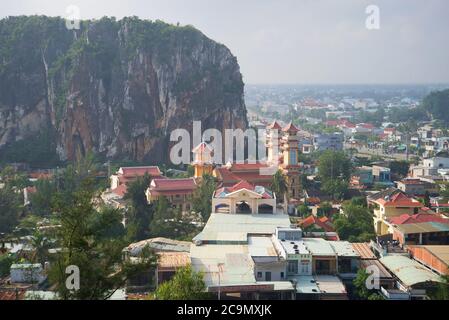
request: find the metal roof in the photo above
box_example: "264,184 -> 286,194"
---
193,213 -> 291,244
352,243 -> 377,260
329,241 -> 360,257
248,236 -> 278,257
379,255 -> 442,287
360,259 -> 393,279
396,222 -> 449,234
190,244 -> 256,287
289,275 -> 320,294
314,275 -> 347,295
303,238 -> 336,256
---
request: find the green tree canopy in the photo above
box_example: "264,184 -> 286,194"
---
422,89 -> 449,124
49,175 -> 157,300
334,201 -> 376,242
192,174 -> 216,221
124,173 -> 154,241
154,265 -> 209,300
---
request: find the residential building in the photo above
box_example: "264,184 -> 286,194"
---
145,178 -> 197,212
396,178 -> 437,196
313,133 -> 344,151
379,255 -> 442,299
368,188 -> 423,235
110,166 -> 164,190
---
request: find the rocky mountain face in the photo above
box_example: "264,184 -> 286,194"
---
0,16 -> 247,165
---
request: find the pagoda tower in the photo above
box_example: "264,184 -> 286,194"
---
280,122 -> 301,200
192,142 -> 214,179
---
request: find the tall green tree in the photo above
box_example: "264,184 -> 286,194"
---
29,179 -> 57,216
422,89 -> 449,124
318,151 -> 351,200
124,173 -> 154,241
150,197 -> 199,241
271,170 -> 288,203
0,187 -> 21,234
49,176 -> 157,300
192,174 -> 216,221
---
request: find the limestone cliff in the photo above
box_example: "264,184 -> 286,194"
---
0,16 -> 247,165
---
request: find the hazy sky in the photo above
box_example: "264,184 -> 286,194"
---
2,0 -> 449,84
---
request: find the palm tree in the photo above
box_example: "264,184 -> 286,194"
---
29,230 -> 51,266
271,170 -> 288,204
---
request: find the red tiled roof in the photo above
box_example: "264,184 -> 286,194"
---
0,289 -> 26,300
377,192 -> 423,208
306,197 -> 321,205
229,162 -> 269,171
282,122 -> 299,133
300,215 -> 335,232
111,184 -> 127,197
358,123 -> 375,129
325,120 -> 340,127
389,213 -> 449,225
267,121 -> 282,130
229,180 -> 255,192
150,178 -> 197,191
120,166 -> 162,178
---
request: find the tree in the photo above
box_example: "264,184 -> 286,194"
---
321,179 -> 348,201
389,161 -> 410,179
297,204 -> 310,217
29,230 -> 52,265
0,187 -> 21,234
334,201 -> 376,242
353,269 -> 384,300
192,174 -> 216,221
29,178 -> 57,216
271,170 -> 288,203
318,201 -> 333,217
430,275 -> 449,300
150,195 -> 200,241
422,89 -> 449,124
154,265 -> 210,300
124,173 -> 154,241
49,176 -> 157,300
0,254 -> 15,278
318,151 -> 351,200
423,191 -> 431,208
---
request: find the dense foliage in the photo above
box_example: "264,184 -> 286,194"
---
334,199 -> 376,242
154,265 -> 210,300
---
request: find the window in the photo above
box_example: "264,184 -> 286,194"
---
257,272 -> 262,279
280,272 -> 285,279
287,261 -> 298,275
301,263 -> 309,274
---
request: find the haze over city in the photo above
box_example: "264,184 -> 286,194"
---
2,0 -> 449,84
